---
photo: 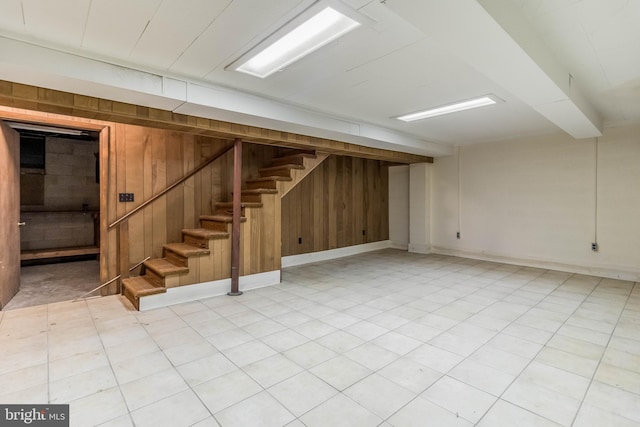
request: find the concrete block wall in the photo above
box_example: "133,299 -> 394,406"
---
20,136 -> 99,251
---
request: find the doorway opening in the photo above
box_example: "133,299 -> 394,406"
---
3,122 -> 101,310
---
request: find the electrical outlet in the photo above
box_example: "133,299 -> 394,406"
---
591,242 -> 598,252
119,193 -> 134,202
456,232 -> 461,239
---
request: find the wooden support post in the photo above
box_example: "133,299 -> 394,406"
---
228,138 -> 243,296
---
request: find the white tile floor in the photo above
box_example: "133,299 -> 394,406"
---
1,249 -> 639,427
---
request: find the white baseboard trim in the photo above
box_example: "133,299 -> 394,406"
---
408,243 -> 431,254
389,241 -> 409,250
282,240 -> 395,268
431,246 -> 640,282
139,270 -> 281,311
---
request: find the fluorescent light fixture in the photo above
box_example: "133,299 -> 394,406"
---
229,3 -> 362,78
396,95 -> 501,122
7,122 -> 86,135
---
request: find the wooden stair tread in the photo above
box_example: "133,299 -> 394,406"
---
279,149 -> 316,156
144,258 -> 189,277
246,176 -> 292,183
259,164 -> 305,173
270,153 -> 317,166
164,242 -> 210,257
200,214 -> 246,223
182,228 -> 230,239
215,201 -> 263,209
241,188 -> 279,195
122,276 -> 166,297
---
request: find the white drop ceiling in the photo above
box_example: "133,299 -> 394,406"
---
0,0 -> 638,157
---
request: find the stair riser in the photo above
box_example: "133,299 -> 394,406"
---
278,149 -> 316,156
246,180 -> 277,190
259,169 -> 292,178
214,207 -> 245,216
123,288 -> 140,310
164,250 -> 188,268
270,155 -> 313,167
200,219 -> 230,232
216,202 -> 263,209
242,194 -> 263,203
184,235 -> 209,249
145,269 -> 165,287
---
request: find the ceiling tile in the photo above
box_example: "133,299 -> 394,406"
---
129,0 -> 232,69
170,0 -> 305,78
22,0 -> 90,46
512,0 -> 639,124
0,0 -> 637,148
82,0 -> 163,58
344,0 -> 373,10
402,101 -> 560,145
0,0 -> 25,35
204,4 -> 426,100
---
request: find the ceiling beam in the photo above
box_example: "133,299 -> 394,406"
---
0,36 -> 448,158
0,80 -> 432,164
386,0 -> 602,139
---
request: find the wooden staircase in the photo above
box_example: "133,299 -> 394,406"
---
246,151 -> 329,197
122,149 -> 328,310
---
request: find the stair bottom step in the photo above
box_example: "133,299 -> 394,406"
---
123,276 -> 166,309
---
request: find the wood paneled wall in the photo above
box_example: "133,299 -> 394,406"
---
107,125 -> 219,281
104,124 -> 280,286
281,155 -> 389,256
214,143 -> 279,199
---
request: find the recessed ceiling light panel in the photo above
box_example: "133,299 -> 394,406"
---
396,95 -> 503,122
228,1 -> 365,78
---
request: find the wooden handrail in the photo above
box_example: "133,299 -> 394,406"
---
108,144 -> 233,229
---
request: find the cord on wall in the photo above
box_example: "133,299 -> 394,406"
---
593,137 -> 599,251
457,146 -> 462,239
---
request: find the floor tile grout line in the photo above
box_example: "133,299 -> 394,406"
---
280,258 -> 543,425
208,256 -> 498,423
372,263 -> 558,426
136,307 -> 232,425
330,254 -> 544,424
446,272 -> 599,427
8,251 -> 638,426
483,273 -> 633,426
568,280 -> 638,427
174,289 -> 375,425
155,292 -> 303,425
83,298 -> 137,427
118,266 -> 635,425
284,256 -> 635,425
135,302 -> 240,425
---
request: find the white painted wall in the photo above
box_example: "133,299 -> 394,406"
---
388,165 -> 409,249
431,123 -> 640,280
409,163 -> 431,254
